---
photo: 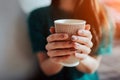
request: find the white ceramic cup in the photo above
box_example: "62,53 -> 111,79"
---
54,19 -> 86,67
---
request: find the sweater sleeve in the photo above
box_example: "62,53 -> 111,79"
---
96,22 -> 114,55
28,9 -> 48,54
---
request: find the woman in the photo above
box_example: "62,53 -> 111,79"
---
28,0 -> 113,80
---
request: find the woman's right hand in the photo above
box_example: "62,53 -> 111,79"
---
46,28 -> 76,64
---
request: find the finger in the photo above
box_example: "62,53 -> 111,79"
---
51,55 -> 71,63
46,41 -> 75,50
77,30 -> 92,40
49,27 -> 55,34
75,53 -> 88,60
47,33 -> 68,42
74,43 -> 91,54
85,24 -> 91,30
71,35 -> 93,48
47,50 -> 75,57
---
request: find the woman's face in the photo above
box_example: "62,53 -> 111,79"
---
59,0 -> 77,12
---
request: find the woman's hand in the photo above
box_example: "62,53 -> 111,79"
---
71,25 -> 93,60
46,28 -> 76,64
46,25 -> 93,64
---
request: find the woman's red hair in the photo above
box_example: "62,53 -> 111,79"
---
51,0 -> 110,55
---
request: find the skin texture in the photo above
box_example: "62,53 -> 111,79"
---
37,25 -> 102,76
37,0 -> 102,76
46,25 -> 92,62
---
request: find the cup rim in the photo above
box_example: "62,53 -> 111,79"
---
54,19 -> 86,25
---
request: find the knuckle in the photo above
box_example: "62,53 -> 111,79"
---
47,51 -> 52,57
90,42 -> 93,48
86,30 -> 91,34
51,42 -> 55,45
87,41 -> 92,47
45,44 -> 49,50
53,50 -> 58,54
86,31 -> 92,37
90,32 -> 92,36
86,48 -> 91,54
52,34 -> 58,39
90,35 -> 92,39
84,38 -> 89,44
88,31 -> 91,34
75,36 -> 79,41
51,42 -> 56,46
89,32 -> 92,38
46,36 -> 50,42
50,35 -> 55,40
47,34 -> 55,42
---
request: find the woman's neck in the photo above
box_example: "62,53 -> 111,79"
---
59,1 -> 75,13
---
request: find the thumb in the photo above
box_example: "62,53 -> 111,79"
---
85,24 -> 91,30
49,26 -> 55,34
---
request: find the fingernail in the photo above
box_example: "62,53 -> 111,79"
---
71,36 -> 77,41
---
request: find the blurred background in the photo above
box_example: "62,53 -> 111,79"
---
0,0 -> 120,80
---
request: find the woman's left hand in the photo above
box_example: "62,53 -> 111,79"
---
71,24 -> 93,60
